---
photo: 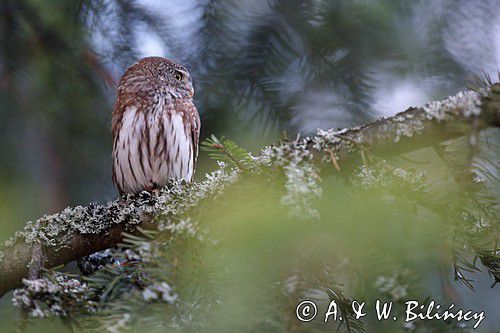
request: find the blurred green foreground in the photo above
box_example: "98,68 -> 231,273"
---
2,134 -> 498,332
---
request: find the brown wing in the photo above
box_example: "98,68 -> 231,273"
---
111,79 -> 154,193
111,93 -> 126,193
190,103 -> 201,173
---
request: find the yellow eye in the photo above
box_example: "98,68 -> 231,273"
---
174,72 -> 183,81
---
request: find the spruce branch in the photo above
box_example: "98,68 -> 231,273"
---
0,85 -> 499,298
201,135 -> 255,170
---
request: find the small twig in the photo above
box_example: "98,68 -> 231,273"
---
327,149 -> 341,171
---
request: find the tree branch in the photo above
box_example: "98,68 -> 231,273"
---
1,85 -> 499,297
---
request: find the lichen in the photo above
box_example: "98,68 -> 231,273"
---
352,162 -> 426,191
0,164 -> 239,263
311,127 -> 358,163
1,199 -> 143,256
257,136 -> 322,219
423,90 -> 483,121
141,282 -> 178,304
151,162 -> 239,219
312,128 -> 348,150
313,89 -> 485,151
12,274 -> 97,317
374,270 -> 410,301
158,217 -> 202,239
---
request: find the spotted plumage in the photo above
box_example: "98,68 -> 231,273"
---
112,57 -> 200,194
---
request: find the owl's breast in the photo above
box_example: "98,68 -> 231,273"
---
151,107 -> 194,182
112,98 -> 195,194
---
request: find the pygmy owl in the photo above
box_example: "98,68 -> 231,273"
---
112,57 -> 200,194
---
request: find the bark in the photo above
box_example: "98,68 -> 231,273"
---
0,85 -> 499,297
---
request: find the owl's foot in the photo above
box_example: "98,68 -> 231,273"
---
144,181 -> 161,196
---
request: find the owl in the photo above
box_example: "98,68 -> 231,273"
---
112,57 -> 200,194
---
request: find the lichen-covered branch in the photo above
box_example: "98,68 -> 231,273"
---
1,85 -> 499,297
310,87 -> 499,167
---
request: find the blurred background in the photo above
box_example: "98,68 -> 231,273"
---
0,1 -> 499,331
1,0 -> 499,235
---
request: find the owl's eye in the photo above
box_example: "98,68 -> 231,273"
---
174,72 -> 183,81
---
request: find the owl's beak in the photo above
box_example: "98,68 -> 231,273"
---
189,85 -> 194,97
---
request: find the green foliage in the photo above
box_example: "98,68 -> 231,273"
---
9,133 -> 500,332
201,135 -> 256,171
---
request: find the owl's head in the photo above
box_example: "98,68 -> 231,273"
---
119,56 -> 194,99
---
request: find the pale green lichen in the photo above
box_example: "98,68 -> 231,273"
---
374,270 -> 410,301
311,90 -> 485,148
423,90 -> 484,121
2,200 -> 143,251
0,165 -> 238,264
257,136 -> 322,219
12,274 -> 97,317
141,282 -> 178,304
350,161 -> 428,206
312,128 -> 349,150
158,217 -> 202,239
